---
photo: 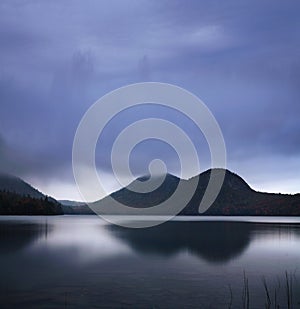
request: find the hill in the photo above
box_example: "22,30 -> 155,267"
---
90,169 -> 300,216
0,173 -> 62,215
61,204 -> 94,215
59,200 -> 86,207
0,173 -> 45,198
183,169 -> 300,215
0,190 -> 63,215
59,199 -> 93,215
2,169 -> 298,216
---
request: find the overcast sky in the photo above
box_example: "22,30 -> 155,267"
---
0,0 -> 299,200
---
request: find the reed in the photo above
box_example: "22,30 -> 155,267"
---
228,284 -> 233,309
238,271 -> 296,309
262,276 -> 271,309
242,271 -> 250,309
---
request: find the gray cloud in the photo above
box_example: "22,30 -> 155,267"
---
0,0 -> 299,197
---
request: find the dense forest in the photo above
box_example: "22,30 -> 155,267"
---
0,190 -> 63,215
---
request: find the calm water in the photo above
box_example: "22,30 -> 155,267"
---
0,216 -> 300,308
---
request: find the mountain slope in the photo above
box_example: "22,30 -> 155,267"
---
110,173 -> 180,208
182,169 -> 300,215
0,190 -> 63,215
92,169 -> 300,216
0,173 -> 63,215
0,173 -> 46,199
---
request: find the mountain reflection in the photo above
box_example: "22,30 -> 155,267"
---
107,221 -> 253,263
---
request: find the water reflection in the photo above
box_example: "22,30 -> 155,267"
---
0,216 -> 300,308
107,221 -> 253,263
0,220 -> 51,254
1,217 -> 299,264
1,217 -> 299,265
42,217 -> 130,262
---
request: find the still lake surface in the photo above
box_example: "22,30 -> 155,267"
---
0,215 -> 299,308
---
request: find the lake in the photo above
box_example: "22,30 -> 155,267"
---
0,215 -> 299,308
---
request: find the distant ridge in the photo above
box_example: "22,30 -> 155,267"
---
91,169 -> 300,216
1,169 -> 299,216
59,200 -> 86,207
58,199 -> 93,215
